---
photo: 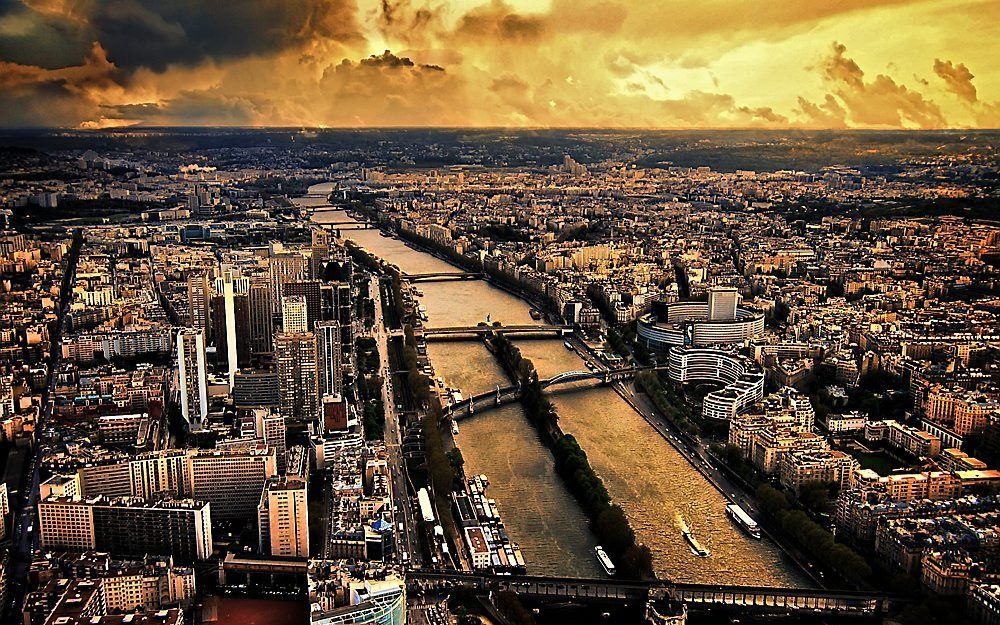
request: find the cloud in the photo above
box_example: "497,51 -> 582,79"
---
0,41 -> 128,126
452,1 -> 546,44
0,1 -> 995,128
933,58 -> 977,103
808,42 -> 946,129
796,94 -> 848,128
0,0 -> 363,72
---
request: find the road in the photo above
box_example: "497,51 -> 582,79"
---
371,275 -> 422,567
4,230 -> 82,620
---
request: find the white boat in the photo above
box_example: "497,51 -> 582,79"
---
678,514 -> 710,557
563,341 -> 573,350
452,422 -> 460,435
727,503 -> 761,539
595,546 -> 616,576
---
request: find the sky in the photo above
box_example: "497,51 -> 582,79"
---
0,0 -> 997,129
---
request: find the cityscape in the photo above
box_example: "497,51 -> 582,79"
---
0,3 -> 999,625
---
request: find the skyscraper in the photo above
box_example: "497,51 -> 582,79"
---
248,281 -> 274,355
275,331 -> 319,424
269,248 -> 308,313
176,329 -> 208,430
187,271 -> 212,340
316,320 -> 343,399
220,269 -> 239,386
253,408 -> 287,472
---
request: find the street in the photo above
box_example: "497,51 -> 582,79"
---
370,275 -> 423,567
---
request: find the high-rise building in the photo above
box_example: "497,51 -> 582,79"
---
129,449 -> 190,499
258,476 -> 309,558
275,332 -> 319,424
308,564 -> 406,625
218,270 -> 241,386
282,295 -> 310,334
176,329 -> 208,430
248,282 -> 274,355
707,286 -> 740,321
269,249 -> 309,313
316,321 -> 343,399
187,272 -> 212,339
283,280 -> 323,330
321,282 -> 354,377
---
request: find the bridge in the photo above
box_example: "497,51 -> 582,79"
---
403,271 -> 483,282
422,324 -> 574,340
406,571 -> 899,616
321,221 -> 373,229
444,365 -> 664,419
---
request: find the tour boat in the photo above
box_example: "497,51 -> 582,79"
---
595,545 -> 616,576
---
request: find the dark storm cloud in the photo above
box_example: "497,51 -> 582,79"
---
1,0 -> 362,71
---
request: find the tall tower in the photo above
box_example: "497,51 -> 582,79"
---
248,281 -> 274,355
275,332 -> 319,424
177,329 -> 208,430
221,270 -> 239,387
316,321 -> 344,399
187,271 -> 212,339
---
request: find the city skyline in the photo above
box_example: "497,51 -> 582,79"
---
0,0 -> 998,129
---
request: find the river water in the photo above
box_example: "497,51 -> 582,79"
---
304,183 -> 804,585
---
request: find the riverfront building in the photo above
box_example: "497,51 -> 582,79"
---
667,346 -> 764,420
638,287 -> 765,351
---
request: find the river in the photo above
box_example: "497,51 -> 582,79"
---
303,183 -> 805,585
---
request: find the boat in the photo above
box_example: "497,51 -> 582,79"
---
563,341 -> 573,350
682,527 -> 711,558
530,309 -> 543,320
726,503 -> 761,539
595,546 -> 616,577
452,422 -> 460,435
678,515 -> 711,557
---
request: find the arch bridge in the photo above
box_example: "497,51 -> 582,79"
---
444,365 -> 665,419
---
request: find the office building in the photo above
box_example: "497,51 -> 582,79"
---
283,280 -> 323,330
248,282 -> 274,355
233,369 -> 281,408
254,409 -> 287,472
186,271 -> 212,339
